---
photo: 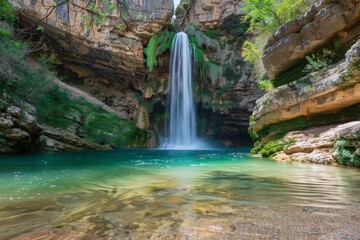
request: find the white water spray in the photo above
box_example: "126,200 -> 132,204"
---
162,32 -> 206,149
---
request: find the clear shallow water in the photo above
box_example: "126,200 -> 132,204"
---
0,149 -> 360,239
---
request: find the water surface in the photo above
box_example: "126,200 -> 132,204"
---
1,149 -> 360,239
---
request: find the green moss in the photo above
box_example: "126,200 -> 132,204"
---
0,0 -> 15,24
83,110 -> 147,148
251,139 -> 295,157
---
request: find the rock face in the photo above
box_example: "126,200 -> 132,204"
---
0,100 -> 111,153
251,38 -> 360,132
40,125 -> 110,152
175,0 -> 245,29
0,103 -> 41,153
273,121 -> 360,165
12,0 -> 173,122
263,0 -> 360,78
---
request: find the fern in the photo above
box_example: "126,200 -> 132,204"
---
144,34 -> 159,73
144,28 -> 176,73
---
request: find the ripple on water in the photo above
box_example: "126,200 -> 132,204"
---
0,149 -> 360,239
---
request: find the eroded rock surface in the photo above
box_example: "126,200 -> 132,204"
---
0,102 -> 41,153
273,121 -> 360,165
40,124 -> 111,152
251,39 -> 360,132
263,0 -> 360,78
175,0 -> 246,29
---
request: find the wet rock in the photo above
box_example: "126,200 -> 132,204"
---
0,116 -> 14,129
40,124 -> 111,152
5,128 -> 31,141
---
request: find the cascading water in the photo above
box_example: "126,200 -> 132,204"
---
162,32 -> 203,149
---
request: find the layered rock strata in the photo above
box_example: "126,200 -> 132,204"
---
251,38 -> 360,132
175,0 -> 246,29
274,121 -> 360,166
263,0 -> 360,78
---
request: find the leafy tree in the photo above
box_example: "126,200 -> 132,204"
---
241,0 -> 309,87
242,0 -> 308,35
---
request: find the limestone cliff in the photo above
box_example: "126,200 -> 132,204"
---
12,0 -> 173,121
251,0 -> 360,166
263,0 -> 360,79
175,0 -> 245,29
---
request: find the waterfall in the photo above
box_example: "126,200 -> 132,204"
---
162,32 -> 200,149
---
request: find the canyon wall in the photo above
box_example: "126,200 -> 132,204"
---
12,0 -> 174,121
251,0 -> 360,166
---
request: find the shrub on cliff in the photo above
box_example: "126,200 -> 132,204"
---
241,0 -> 309,89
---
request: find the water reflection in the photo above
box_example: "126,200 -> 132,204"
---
0,149 -> 359,239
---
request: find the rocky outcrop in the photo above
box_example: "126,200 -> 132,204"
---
263,0 -> 360,78
0,100 -> 112,153
0,102 -> 41,153
40,124 -> 111,152
12,0 -> 173,122
273,121 -> 360,166
175,0 -> 245,29
251,38 -> 360,132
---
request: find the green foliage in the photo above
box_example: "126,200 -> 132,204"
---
219,14 -> 248,44
0,27 -> 11,38
0,0 -> 14,24
207,61 -> 222,85
258,79 -> 274,92
242,40 -> 261,66
251,139 -> 295,157
273,59 -> 308,87
83,110 -> 147,147
205,30 -> 222,39
303,50 -> 334,73
242,0 -> 308,35
144,28 -> 176,73
144,34 -> 159,73
334,137 -> 360,167
241,0 -> 308,87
